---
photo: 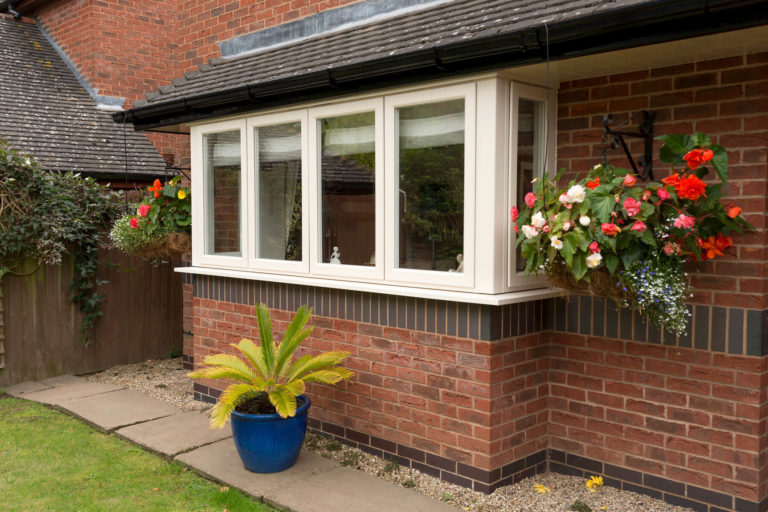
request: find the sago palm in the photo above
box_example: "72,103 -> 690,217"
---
188,305 -> 353,428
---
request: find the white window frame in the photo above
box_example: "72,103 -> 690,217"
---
308,98 -> 385,281
191,119 -> 248,269
384,83 -> 476,289
246,110 -> 309,274
506,82 -> 555,290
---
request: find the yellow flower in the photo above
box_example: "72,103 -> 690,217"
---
177,190 -> 187,200
533,483 -> 551,494
586,475 -> 604,492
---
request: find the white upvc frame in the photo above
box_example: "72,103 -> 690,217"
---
506,82 -> 556,289
191,118 -> 249,269
308,98 -> 385,281
384,83 -> 476,289
246,110 -> 309,274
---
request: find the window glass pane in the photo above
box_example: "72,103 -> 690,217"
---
320,112 -> 376,266
516,98 -> 544,272
397,99 -> 464,272
204,130 -> 241,256
255,122 -> 302,261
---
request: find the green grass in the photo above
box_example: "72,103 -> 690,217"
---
0,396 -> 277,512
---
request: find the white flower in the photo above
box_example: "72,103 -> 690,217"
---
521,225 -> 538,239
531,211 -> 546,228
586,252 -> 603,269
579,215 -> 591,226
563,221 -> 571,231
559,193 -> 570,204
551,236 -> 563,250
567,184 -> 586,203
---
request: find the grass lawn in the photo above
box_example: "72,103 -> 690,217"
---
0,395 -> 277,512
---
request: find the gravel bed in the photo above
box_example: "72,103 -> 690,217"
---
89,358 -> 693,512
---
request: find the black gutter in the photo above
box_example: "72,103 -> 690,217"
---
115,0 -> 768,131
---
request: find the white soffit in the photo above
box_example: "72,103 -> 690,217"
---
502,25 -> 768,86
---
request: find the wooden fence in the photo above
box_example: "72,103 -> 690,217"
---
0,249 -> 183,387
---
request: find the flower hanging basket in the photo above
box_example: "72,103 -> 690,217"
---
134,232 -> 190,259
544,259 -> 628,300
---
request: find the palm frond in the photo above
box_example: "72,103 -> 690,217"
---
284,351 -> 351,381
274,306 -> 313,376
269,388 -> 297,419
209,383 -> 257,429
301,368 -> 355,385
283,379 -> 306,397
188,354 -> 257,383
187,366 -> 261,385
231,338 -> 270,379
256,305 -> 276,373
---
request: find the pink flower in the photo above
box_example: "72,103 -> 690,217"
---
630,221 -> 647,232
624,174 -> 637,187
543,225 -> 550,233
138,204 -> 151,218
525,192 -> 537,208
510,206 -> 519,221
641,190 -> 651,201
589,241 -> 600,253
663,242 -> 681,255
657,188 -> 670,201
674,214 -> 696,229
623,197 -> 642,217
129,217 -> 139,229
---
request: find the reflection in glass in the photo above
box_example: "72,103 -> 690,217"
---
397,99 -> 464,272
516,98 -> 544,272
204,130 -> 241,256
320,112 -> 376,266
255,122 -> 302,261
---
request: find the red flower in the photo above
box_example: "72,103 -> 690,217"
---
510,206 -> 519,221
601,223 -> 621,237
138,204 -> 151,217
623,174 -> 637,187
630,221 -> 647,232
586,177 -> 600,190
589,241 -> 600,253
675,174 -> 706,201
129,217 -> 139,229
702,149 -> 714,162
623,197 -> 641,217
662,173 -> 681,187
657,188 -> 670,201
683,149 -> 707,170
727,206 -> 741,218
148,179 -> 163,199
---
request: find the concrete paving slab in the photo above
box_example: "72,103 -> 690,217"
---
60,389 -> 179,432
264,466 -> 458,512
176,440 -> 337,497
38,375 -> 84,387
19,381 -> 124,405
116,412 -> 232,456
5,381 -> 52,397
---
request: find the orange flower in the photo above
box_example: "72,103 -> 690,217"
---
697,234 -> 733,260
727,206 -> 742,218
675,174 -> 706,201
662,173 -> 681,187
683,149 -> 707,170
586,177 -> 600,190
148,179 -> 163,199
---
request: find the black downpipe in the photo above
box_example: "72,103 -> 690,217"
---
7,0 -> 21,20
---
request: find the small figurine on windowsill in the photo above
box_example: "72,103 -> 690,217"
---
449,253 -> 463,273
330,246 -> 342,264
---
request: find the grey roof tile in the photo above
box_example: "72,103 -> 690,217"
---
143,0 -> 652,107
0,18 -> 167,177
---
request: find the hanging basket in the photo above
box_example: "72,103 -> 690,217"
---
134,232 -> 190,259
545,259 -> 629,299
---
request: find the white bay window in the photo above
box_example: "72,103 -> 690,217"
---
189,77 -> 556,302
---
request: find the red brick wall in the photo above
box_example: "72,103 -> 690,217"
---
547,332 -> 767,504
557,53 -> 768,310
192,298 -> 547,476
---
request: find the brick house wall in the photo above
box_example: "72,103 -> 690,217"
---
188,52 -> 768,512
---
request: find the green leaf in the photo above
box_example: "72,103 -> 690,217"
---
691,132 -> 712,147
657,134 -> 691,163
571,254 -> 587,281
605,254 -> 620,275
639,229 -> 656,247
589,188 -> 615,224
709,144 -> 728,184
620,245 -> 644,268
560,235 -> 576,267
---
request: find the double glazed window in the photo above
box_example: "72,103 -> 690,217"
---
192,79 -> 551,294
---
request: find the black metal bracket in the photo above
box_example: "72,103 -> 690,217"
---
601,110 -> 656,180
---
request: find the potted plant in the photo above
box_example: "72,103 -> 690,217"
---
188,304 -> 353,473
513,132 -> 751,335
110,176 -> 191,258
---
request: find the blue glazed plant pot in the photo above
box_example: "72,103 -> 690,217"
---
230,395 -> 311,473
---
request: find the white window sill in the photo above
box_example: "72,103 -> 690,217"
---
175,266 -> 565,306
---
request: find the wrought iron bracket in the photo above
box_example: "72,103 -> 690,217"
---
602,110 -> 657,180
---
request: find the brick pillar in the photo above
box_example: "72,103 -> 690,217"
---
181,252 -> 194,370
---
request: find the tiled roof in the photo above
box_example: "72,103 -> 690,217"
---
0,17 -> 167,178
138,0 -> 652,107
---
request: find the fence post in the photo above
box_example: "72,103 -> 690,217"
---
0,276 -> 5,371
